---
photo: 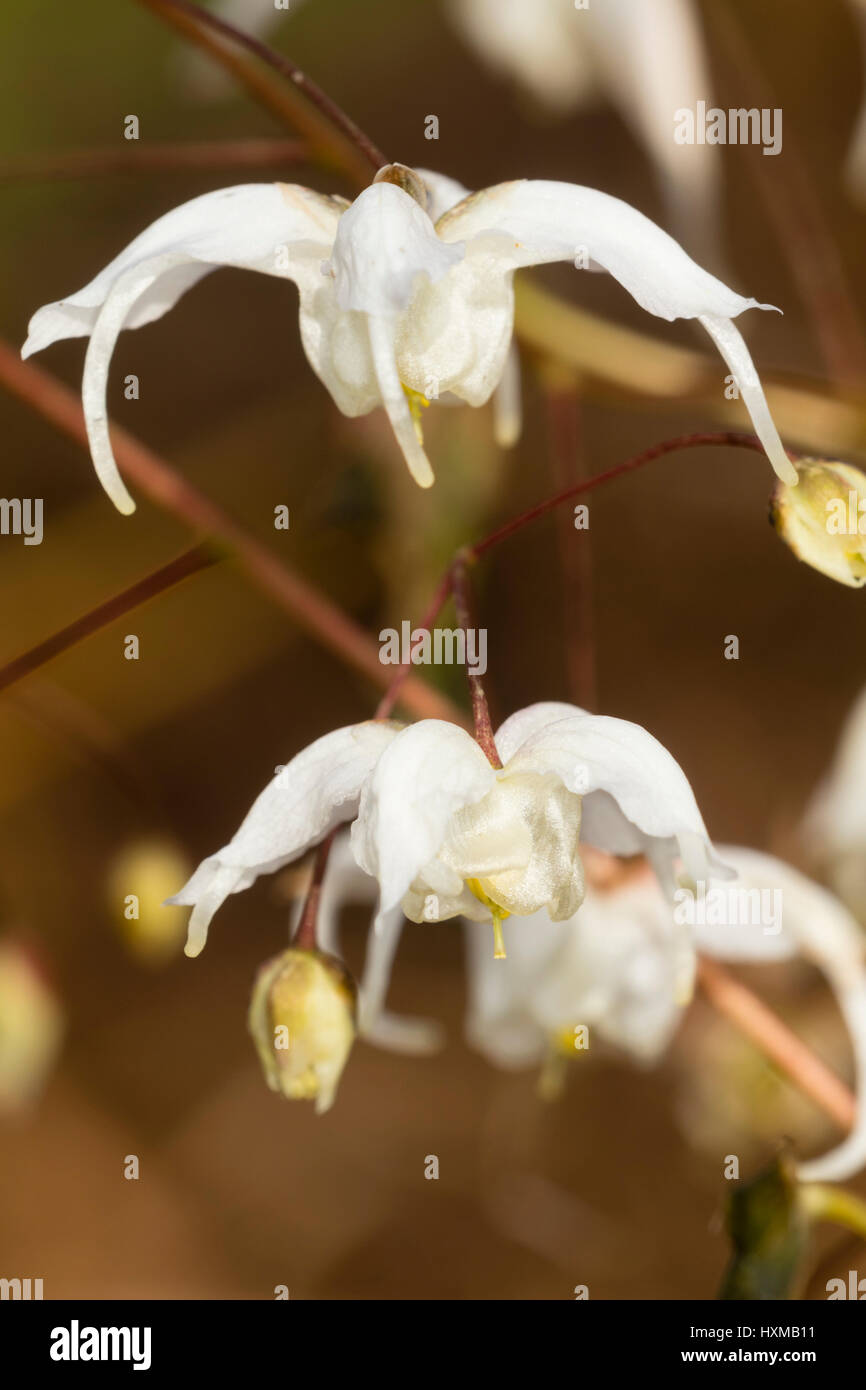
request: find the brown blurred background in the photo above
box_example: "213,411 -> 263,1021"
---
1,0 -> 865,1299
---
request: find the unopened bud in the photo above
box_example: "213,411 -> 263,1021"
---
248,948 -> 355,1113
373,162 -> 429,209
771,459 -> 866,587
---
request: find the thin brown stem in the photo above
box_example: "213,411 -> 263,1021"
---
374,568 -> 458,722
470,431 -> 787,561
697,957 -> 856,1133
0,340 -> 460,725
140,0 -> 387,179
0,543 -> 219,695
451,550 -> 500,767
0,138 -> 308,182
293,830 -> 337,951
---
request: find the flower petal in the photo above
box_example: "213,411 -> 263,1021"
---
504,710 -> 730,886
464,910 -> 569,1068
169,721 -> 399,957
351,719 -> 496,923
437,179 -> 793,482
23,183 -> 343,510
328,181 -> 464,316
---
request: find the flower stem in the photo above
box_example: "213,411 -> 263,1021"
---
799,1183 -> 866,1240
139,0 -> 387,181
0,138 -> 309,182
294,831 -> 337,951
0,543 -> 219,695
451,549 -> 501,767
470,431 -> 790,561
696,957 -> 856,1133
0,339 -> 459,726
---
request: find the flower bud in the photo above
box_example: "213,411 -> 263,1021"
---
373,162 -> 429,209
771,459 -> 866,587
247,948 -> 356,1113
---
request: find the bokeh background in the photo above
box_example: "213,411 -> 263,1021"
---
1,0 -> 865,1299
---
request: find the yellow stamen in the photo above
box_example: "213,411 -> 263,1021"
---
467,878 -> 510,960
402,384 -> 430,446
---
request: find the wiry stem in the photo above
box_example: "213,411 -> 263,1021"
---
0,340 -> 459,725
140,0 -> 387,181
0,543 -> 219,694
0,138 -> 308,182
451,549 -> 501,767
294,831 -> 337,951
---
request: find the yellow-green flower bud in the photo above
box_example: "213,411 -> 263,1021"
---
771,459 -> 866,587
248,948 -> 356,1113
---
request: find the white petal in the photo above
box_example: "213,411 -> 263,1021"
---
328,182 -> 464,316
169,721 -> 398,956
446,0 -> 598,113
23,183 -> 342,510
351,720 -> 497,922
504,710 -> 730,886
700,846 -> 866,1183
438,179 -> 791,481
367,315 -> 434,486
494,701 -> 587,765
357,905 -> 445,1056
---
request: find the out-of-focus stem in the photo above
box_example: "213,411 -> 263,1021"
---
697,957 -> 856,1133
800,1183 -> 866,1239
0,139 -> 308,182
139,0 -> 384,187
0,544 -> 219,694
0,340 -> 459,725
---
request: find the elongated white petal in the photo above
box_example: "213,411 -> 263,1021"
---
329,182 -> 464,316
415,168 -> 472,222
169,721 -> 398,957
504,710 -> 730,886
367,315 -> 434,486
699,846 -> 866,1183
438,180 -> 791,480
699,314 -> 795,484
23,183 -> 342,510
316,834 -> 442,1055
351,719 -> 496,922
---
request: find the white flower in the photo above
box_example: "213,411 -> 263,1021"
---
23,163 -> 793,513
447,0 -> 719,256
804,684 -> 866,917
167,701 -> 726,961
457,846 -> 866,1182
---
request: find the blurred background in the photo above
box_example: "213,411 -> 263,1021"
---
1,0 -> 865,1299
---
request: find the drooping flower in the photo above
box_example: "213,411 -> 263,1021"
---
453,846 -> 866,1183
23,163 -> 793,513
167,701 -> 727,960
771,459 -> 866,587
248,946 -> 355,1112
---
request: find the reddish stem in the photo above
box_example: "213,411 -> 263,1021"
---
294,829 -> 337,950
451,550 -> 501,768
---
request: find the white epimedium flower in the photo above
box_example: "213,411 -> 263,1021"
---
23,163 -> 794,513
167,701 -> 727,962
456,846 -> 866,1183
